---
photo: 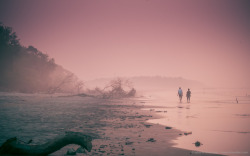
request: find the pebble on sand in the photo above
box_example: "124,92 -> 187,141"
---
194,141 -> 203,147
184,132 -> 192,135
147,138 -> 156,142
125,141 -> 134,145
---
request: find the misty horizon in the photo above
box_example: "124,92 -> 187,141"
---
0,0 -> 249,89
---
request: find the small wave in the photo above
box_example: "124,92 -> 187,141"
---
235,114 -> 250,117
211,130 -> 250,134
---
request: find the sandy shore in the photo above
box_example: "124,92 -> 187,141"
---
50,96 -> 223,156
0,93 -> 223,156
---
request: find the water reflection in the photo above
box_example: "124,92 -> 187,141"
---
145,88 -> 250,156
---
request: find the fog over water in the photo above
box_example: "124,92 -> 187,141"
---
0,0 -> 249,88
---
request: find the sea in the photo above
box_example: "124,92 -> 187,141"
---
0,88 -> 249,156
143,88 -> 250,156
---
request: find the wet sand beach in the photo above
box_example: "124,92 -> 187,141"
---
0,92 -> 222,156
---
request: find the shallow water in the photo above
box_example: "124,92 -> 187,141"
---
0,92 -> 103,155
1,90 -> 250,156
144,88 -> 250,156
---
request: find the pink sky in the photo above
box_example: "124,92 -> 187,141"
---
0,0 -> 249,87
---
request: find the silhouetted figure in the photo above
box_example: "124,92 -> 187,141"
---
178,87 -> 183,102
236,98 -> 238,104
186,88 -> 191,103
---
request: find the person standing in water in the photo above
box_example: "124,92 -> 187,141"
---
178,87 -> 183,102
186,88 -> 191,103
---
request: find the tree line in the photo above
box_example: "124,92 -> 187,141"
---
0,23 -> 136,98
0,22 -> 83,93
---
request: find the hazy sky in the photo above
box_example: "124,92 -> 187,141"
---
0,0 -> 249,87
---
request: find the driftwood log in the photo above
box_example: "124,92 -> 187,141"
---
0,132 -> 92,155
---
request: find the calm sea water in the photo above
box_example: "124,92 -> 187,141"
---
0,92 -> 101,155
144,88 -> 250,156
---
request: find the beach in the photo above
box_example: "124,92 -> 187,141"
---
0,92 -> 224,156
1,0 -> 249,155
142,89 -> 250,156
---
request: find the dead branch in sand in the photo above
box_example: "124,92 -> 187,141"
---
0,132 -> 92,155
86,78 -> 136,99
